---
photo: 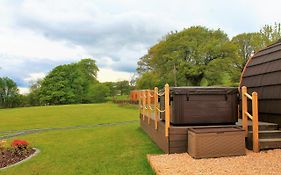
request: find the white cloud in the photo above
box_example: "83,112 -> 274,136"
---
18,87 -> 30,94
0,27 -> 90,61
23,72 -> 46,83
1,0 -> 281,88
98,68 -> 132,82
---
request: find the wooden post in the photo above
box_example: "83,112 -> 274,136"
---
252,92 -> 259,152
242,86 -> 248,137
147,90 -> 151,125
142,91 -> 146,120
154,87 -> 159,130
165,84 -> 170,139
138,91 -> 142,115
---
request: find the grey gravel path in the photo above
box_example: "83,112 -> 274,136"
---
0,120 -> 138,140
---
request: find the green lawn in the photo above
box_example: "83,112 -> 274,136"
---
106,95 -> 129,101
0,103 -> 136,132
0,103 -> 161,175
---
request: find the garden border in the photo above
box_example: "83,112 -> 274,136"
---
0,148 -> 40,171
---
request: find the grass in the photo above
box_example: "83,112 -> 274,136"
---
0,103 -> 136,132
0,103 -> 162,175
113,95 -> 129,100
106,95 -> 129,101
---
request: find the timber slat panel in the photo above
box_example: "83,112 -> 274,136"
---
140,116 -> 189,154
140,116 -> 169,153
169,134 -> 188,141
250,43 -> 281,62
169,127 -> 189,134
248,51 -> 281,67
169,140 -> 188,148
169,147 -> 187,153
244,58 -> 281,77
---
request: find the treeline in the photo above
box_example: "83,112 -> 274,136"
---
0,59 -> 133,108
0,77 -> 23,108
136,23 -> 281,89
2,23 -> 281,108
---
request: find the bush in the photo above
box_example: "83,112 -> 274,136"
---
11,139 -> 29,150
85,83 -> 110,103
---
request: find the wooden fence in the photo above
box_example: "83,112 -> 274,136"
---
242,86 -> 259,152
139,84 -> 170,141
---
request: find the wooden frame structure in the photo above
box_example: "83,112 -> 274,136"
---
139,84 -> 190,153
129,90 -> 138,102
139,84 -> 260,153
241,86 -> 259,152
139,84 -> 170,139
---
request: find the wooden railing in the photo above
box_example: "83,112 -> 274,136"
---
138,84 -> 170,140
241,86 -> 259,152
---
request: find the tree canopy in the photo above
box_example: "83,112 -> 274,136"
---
136,24 -> 281,89
38,59 -> 101,105
2,23 -> 281,108
0,77 -> 21,108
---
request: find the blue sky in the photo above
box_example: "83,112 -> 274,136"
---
0,0 -> 280,93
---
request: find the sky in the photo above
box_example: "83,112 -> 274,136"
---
0,0 -> 280,94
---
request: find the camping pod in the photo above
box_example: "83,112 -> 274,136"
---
240,40 -> 281,126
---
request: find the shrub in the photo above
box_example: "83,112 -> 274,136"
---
11,139 -> 29,150
0,140 -> 7,150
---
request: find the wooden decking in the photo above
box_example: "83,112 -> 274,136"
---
140,115 -> 237,154
140,115 -> 280,154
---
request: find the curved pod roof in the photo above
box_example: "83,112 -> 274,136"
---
240,40 -> 281,123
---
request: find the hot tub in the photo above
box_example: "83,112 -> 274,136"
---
160,87 -> 239,125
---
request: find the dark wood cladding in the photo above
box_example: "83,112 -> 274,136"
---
240,40 -> 281,126
140,115 -> 188,154
140,115 -> 169,153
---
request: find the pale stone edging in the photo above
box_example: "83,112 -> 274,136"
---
0,148 -> 40,171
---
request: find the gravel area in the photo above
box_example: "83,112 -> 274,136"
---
148,149 -> 281,175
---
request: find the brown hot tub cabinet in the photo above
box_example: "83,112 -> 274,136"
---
160,87 -> 239,125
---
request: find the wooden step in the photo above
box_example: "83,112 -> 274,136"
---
238,119 -> 281,150
259,138 -> 281,150
250,124 -> 279,131
248,130 -> 281,139
236,119 -> 279,131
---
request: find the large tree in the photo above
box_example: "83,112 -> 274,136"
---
26,80 -> 42,106
39,59 -> 99,105
136,24 -> 281,88
260,23 -> 281,46
229,23 -> 281,83
137,26 -> 237,87
85,83 -> 109,103
0,77 -> 20,108
231,32 -> 264,71
115,80 -> 130,95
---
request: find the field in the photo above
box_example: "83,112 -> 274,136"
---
0,103 -> 161,175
